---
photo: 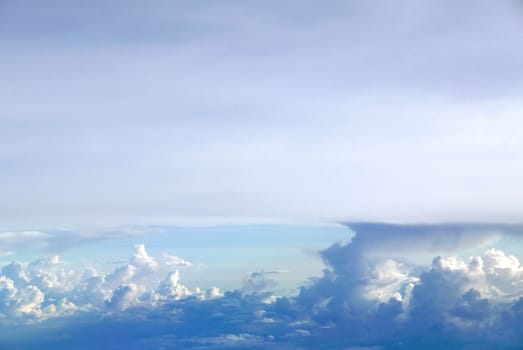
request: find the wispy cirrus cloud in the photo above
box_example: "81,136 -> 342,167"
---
0,231 -> 50,255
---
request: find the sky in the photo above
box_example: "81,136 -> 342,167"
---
2,1 -> 523,349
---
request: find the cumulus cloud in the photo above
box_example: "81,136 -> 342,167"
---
242,271 -> 280,295
289,224 -> 523,349
1,224 -> 523,349
0,244 -> 217,323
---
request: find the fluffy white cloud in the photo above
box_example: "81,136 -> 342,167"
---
158,271 -> 191,300
1,224 -> 523,350
0,244 -> 218,321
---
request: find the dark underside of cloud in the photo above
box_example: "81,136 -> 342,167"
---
3,290 -> 523,350
2,223 -> 523,349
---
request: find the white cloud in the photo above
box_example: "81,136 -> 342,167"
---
158,271 -> 191,300
0,244 -> 220,320
1,224 -> 523,349
105,284 -> 139,311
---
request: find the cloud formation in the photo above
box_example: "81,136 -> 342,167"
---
0,244 -> 211,323
1,223 -> 523,349
2,1 -> 523,226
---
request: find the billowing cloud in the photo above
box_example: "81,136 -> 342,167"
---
242,270 -> 281,295
0,244 -> 215,324
1,223 -> 523,349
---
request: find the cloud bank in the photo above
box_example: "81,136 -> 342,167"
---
0,244 -> 204,323
1,223 -> 523,349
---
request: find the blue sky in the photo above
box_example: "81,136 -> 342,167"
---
2,1 -> 523,349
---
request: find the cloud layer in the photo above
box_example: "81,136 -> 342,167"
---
1,224 -> 523,349
2,1 -> 523,226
